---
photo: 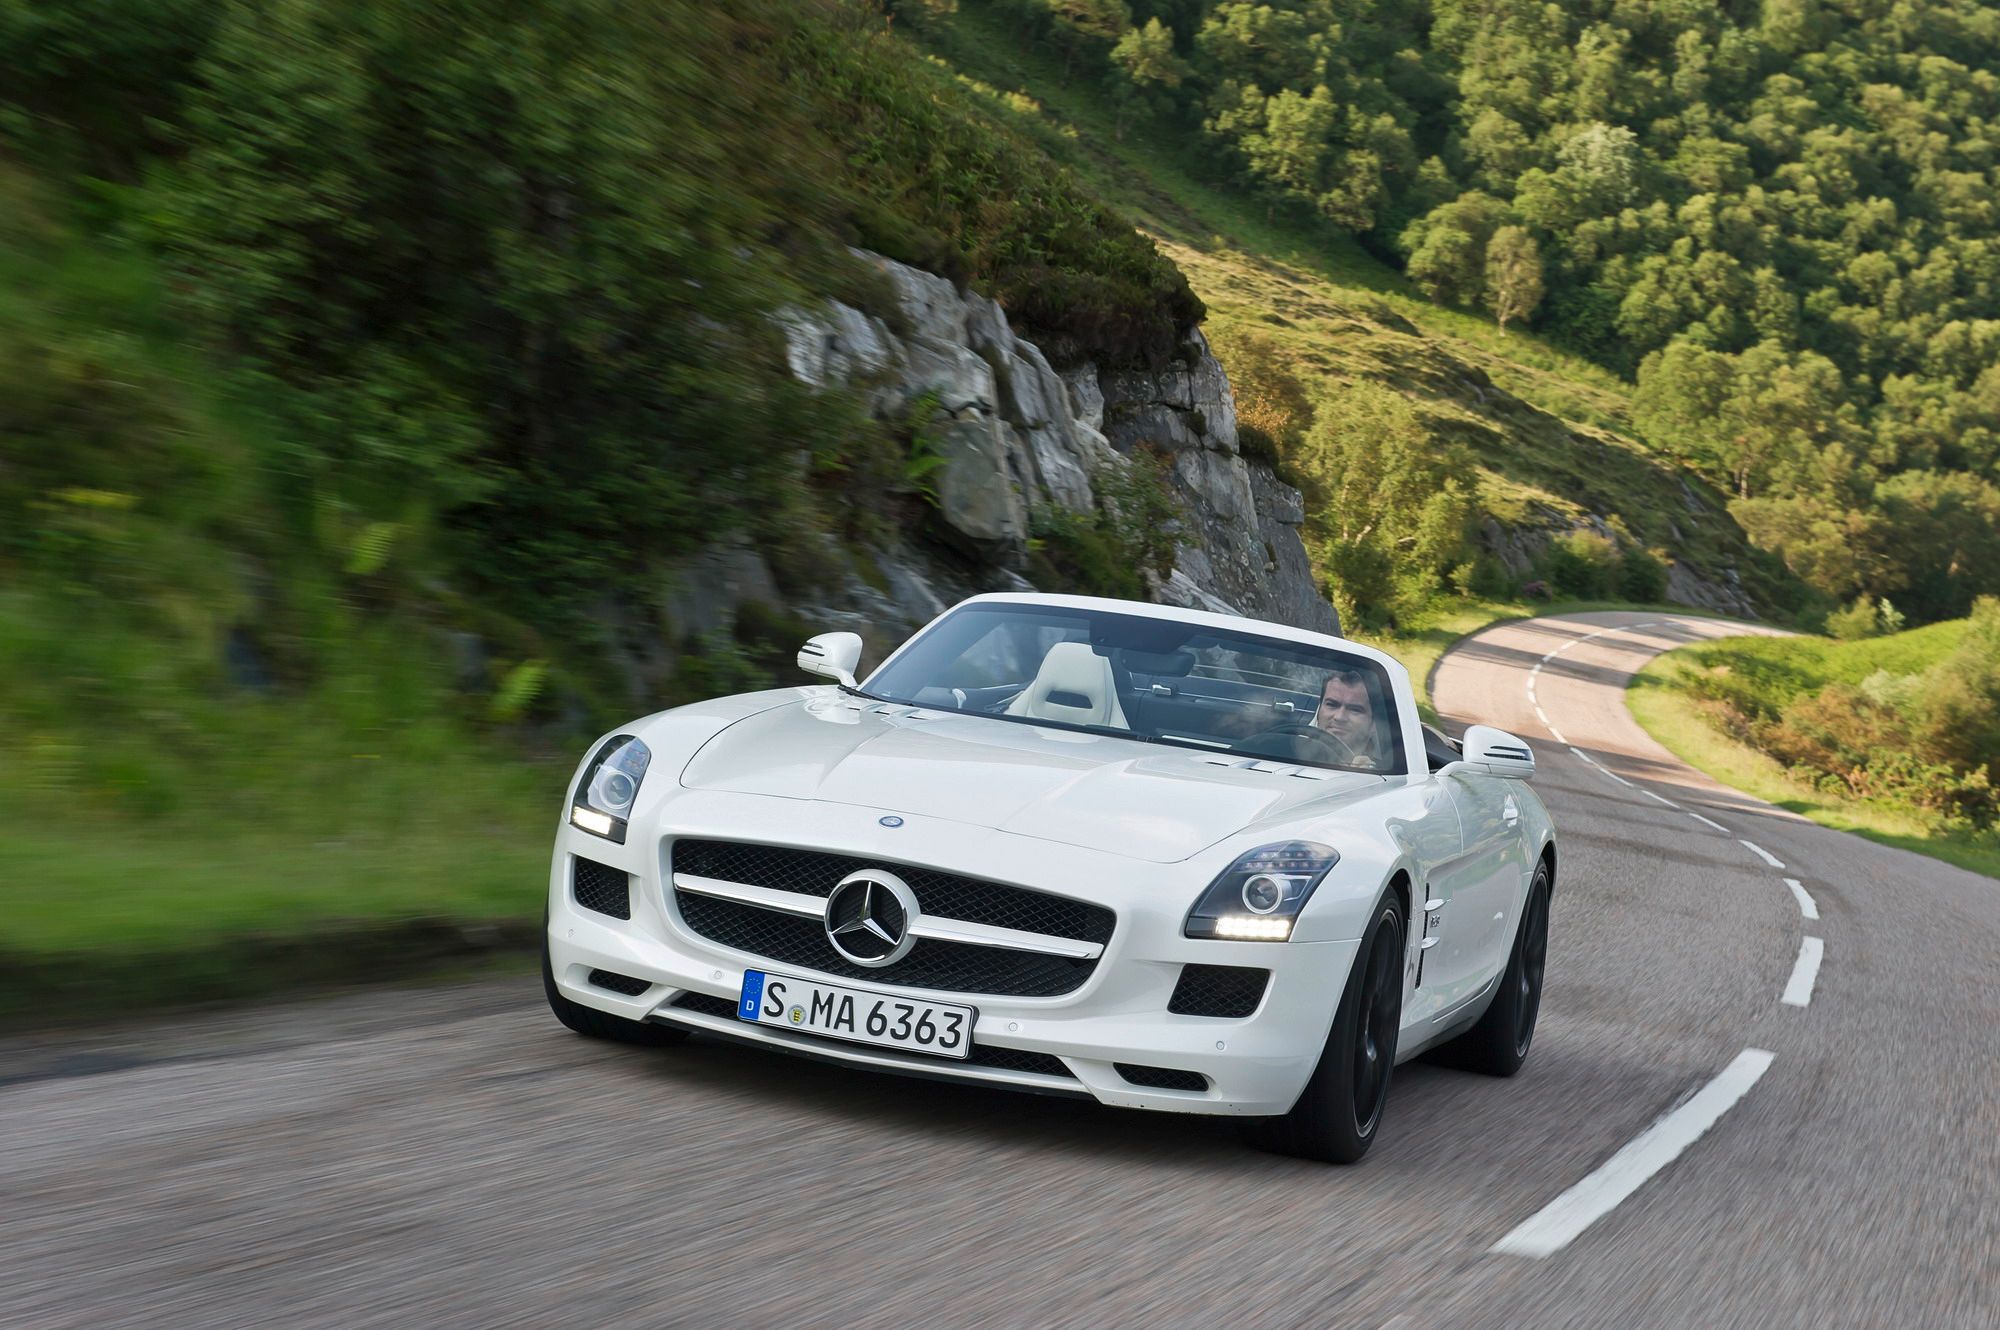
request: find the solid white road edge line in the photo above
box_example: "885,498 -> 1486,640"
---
1491,1048 -> 1777,1259
1740,840 -> 1786,869
1689,812 -> 1729,832
1784,877 -> 1820,920
1782,937 -> 1824,1007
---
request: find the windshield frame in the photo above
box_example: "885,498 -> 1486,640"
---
861,601 -> 1409,776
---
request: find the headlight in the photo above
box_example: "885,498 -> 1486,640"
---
569,735 -> 651,843
1184,841 -> 1339,941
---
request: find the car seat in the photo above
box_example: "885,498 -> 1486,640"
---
1005,642 -> 1130,729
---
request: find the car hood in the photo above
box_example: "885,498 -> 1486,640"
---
676,697 -> 1383,863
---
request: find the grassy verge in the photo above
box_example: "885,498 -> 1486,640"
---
1627,652 -> 2000,881
0,779 -> 557,1026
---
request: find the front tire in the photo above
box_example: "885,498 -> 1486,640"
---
1434,861 -> 1550,1077
542,936 -> 688,1047
1241,889 -> 1406,1164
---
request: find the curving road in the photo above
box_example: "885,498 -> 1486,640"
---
3,612 -> 1995,1328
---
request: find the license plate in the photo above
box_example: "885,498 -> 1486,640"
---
737,971 -> 975,1060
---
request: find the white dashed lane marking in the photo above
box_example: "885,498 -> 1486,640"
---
1491,1048 -> 1777,1259
1740,840 -> 1786,869
1490,617 -> 1830,1258
1782,937 -> 1825,1007
1568,746 -> 1634,788
1784,878 -> 1819,920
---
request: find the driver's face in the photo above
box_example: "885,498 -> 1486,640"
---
1317,677 -> 1372,748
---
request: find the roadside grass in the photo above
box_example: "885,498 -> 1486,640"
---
1627,650 -> 2000,882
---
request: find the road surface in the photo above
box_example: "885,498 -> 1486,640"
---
3,612 -> 1994,1327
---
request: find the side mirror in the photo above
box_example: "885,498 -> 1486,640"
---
1440,724 -> 1535,779
797,632 -> 863,689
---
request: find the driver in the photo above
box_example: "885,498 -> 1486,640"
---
1315,669 -> 1383,769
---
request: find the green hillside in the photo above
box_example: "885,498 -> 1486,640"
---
905,0 -> 2000,630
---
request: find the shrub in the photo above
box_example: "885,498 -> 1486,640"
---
1027,452 -> 1183,599
1618,546 -> 1669,603
1541,530 -> 1622,599
1824,596 -> 1881,640
1453,553 -> 1515,600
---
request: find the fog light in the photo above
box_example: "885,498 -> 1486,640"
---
571,805 -> 614,836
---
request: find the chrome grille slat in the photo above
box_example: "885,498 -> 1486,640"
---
668,839 -> 1113,998
671,872 -> 1103,959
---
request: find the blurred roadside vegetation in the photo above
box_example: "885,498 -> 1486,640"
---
0,0 -> 1201,1018
1630,600 -> 2000,878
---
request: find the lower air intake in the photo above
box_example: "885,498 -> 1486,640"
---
1168,964 -> 1269,1018
1116,1064 -> 1209,1092
572,857 -> 631,920
588,969 -> 650,996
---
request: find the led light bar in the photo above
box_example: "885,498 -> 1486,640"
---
570,805 -> 615,837
1212,915 -> 1294,941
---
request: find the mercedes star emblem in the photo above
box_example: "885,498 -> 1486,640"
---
824,870 -> 920,967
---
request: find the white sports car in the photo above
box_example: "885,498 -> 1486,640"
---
544,593 -> 1556,1162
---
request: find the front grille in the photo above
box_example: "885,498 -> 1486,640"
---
1116,1063 -> 1209,1092
675,894 -> 1094,996
572,856 -> 631,920
672,840 -> 1113,944
668,992 -> 1073,1078
588,969 -> 650,996
1168,964 -> 1269,1018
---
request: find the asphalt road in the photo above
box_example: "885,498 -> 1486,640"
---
4,612 -> 1995,1328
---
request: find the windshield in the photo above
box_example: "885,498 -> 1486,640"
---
864,603 -> 1406,775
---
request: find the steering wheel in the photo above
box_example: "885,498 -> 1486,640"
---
1239,721 -> 1357,765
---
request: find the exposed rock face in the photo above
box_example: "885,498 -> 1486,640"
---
772,250 -> 1337,649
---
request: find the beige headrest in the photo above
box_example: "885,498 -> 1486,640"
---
1005,641 -> 1129,729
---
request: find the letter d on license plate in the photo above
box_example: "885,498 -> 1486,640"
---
739,970 -> 974,1059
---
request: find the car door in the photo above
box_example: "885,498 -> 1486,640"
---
1432,768 -> 1530,1006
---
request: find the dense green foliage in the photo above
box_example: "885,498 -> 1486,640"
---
0,0 -> 1198,713
956,0 -> 2000,623
0,0 -> 1209,1008
1667,602 -> 1998,831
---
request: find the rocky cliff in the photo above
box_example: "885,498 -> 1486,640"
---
759,250 -> 1335,657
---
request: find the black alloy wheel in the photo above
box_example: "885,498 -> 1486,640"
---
1351,905 -> 1404,1137
1241,888 -> 1406,1164
1513,873 -> 1549,1058
1432,861 -> 1551,1077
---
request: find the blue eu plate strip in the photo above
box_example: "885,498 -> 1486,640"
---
738,971 -> 765,1020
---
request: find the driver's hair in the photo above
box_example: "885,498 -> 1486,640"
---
1320,667 -> 1367,696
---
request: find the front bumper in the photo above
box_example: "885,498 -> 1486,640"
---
546,791 -> 1360,1116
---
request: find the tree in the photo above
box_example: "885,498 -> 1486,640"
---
1108,17 -> 1187,140
1040,0 -> 1130,82
1294,380 -> 1477,625
1483,225 -> 1543,330
1402,192 -> 1510,306
1240,84 -> 1337,203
